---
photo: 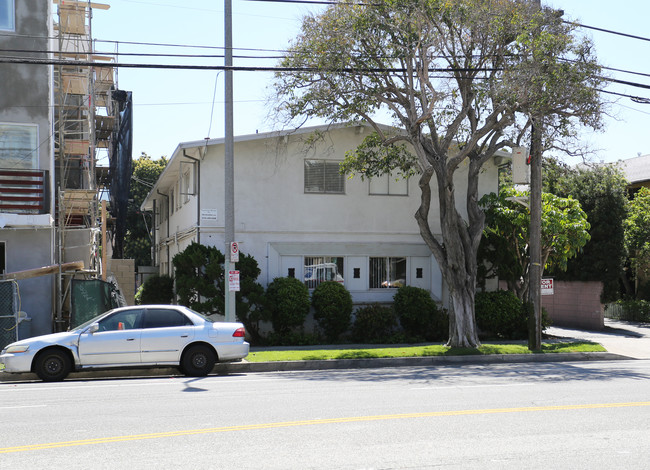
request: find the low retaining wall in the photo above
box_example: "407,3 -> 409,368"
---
542,281 -> 604,330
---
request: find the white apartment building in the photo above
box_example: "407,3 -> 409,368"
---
141,123 -> 502,307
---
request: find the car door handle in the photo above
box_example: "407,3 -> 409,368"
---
180,335 -> 189,338
126,338 -> 136,341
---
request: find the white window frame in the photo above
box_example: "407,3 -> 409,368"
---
0,122 -> 38,169
304,159 -> 345,194
0,0 -> 15,32
369,170 -> 408,196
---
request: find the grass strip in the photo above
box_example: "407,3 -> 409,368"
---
246,342 -> 606,363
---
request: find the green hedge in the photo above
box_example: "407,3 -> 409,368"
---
265,277 -> 311,336
311,281 -> 353,342
393,286 -> 447,341
475,290 -> 527,339
137,274 -> 174,305
351,304 -> 398,343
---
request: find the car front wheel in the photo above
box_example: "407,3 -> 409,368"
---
181,344 -> 216,377
34,349 -> 71,382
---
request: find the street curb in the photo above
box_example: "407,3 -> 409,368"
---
0,352 -> 632,383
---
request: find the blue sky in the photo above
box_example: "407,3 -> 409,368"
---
88,0 -> 650,165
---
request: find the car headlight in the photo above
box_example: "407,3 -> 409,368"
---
5,345 -> 30,354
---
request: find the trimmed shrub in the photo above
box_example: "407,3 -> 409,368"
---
264,277 -> 311,336
138,274 -> 174,305
608,299 -> 650,322
393,286 -> 447,341
311,281 -> 353,342
351,304 -> 398,343
475,290 -> 527,339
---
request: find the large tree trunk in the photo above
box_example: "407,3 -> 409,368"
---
447,282 -> 481,348
414,160 -> 482,349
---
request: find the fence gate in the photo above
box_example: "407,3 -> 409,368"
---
0,280 -> 19,351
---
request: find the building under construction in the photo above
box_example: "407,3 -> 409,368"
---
0,0 -> 132,348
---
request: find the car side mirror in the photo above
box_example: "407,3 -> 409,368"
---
87,323 -> 99,334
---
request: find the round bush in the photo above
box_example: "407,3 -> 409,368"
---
351,304 -> 398,343
393,286 -> 447,341
265,277 -> 310,335
474,290 -> 527,339
311,281 -> 353,342
138,274 -> 174,305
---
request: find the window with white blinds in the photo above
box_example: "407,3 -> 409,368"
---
304,160 -> 345,194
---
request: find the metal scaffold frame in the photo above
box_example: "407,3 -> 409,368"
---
53,0 -> 117,329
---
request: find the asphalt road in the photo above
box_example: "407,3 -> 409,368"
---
2,359 -> 650,469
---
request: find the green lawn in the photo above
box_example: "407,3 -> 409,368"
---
246,342 -> 606,362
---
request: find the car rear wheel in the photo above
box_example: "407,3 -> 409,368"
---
34,349 -> 71,382
181,344 -> 216,377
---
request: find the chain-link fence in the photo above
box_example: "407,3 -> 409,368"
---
0,281 -> 19,351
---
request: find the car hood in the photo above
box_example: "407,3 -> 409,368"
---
6,331 -> 80,349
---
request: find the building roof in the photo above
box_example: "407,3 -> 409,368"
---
616,154 -> 650,186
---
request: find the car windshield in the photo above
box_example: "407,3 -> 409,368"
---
70,310 -> 116,332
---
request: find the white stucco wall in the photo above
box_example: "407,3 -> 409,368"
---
144,124 -> 501,306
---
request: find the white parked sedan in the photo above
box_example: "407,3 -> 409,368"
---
0,305 -> 249,381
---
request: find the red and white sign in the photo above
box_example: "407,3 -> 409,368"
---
228,270 -> 240,292
541,278 -> 554,296
230,241 -> 239,262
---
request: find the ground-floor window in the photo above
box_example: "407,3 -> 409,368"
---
304,256 -> 344,289
369,256 -> 406,288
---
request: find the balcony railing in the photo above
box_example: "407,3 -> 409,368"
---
0,169 -> 50,215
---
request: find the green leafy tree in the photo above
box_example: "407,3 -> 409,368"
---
544,160 -> 628,300
479,186 -> 590,300
274,0 -> 604,347
125,153 -> 167,266
625,187 -> 650,296
173,243 -> 223,315
172,243 -> 266,342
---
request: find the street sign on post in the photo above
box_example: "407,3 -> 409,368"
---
230,241 -> 239,263
228,270 -> 240,292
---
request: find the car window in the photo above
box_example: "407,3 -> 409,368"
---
143,308 -> 194,329
98,309 -> 143,331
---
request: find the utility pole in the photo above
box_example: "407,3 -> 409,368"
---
224,0 -> 236,323
528,0 -> 543,350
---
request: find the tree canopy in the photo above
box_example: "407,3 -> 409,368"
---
124,153 -> 167,267
541,159 -> 628,300
274,0 -> 605,347
479,186 -> 590,300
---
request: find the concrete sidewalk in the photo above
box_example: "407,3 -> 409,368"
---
546,318 -> 650,360
1,319 -> 646,382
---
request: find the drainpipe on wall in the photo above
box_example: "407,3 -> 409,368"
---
183,149 -> 201,245
156,190 -> 170,274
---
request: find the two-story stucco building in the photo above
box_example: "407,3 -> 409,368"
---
141,123 -> 503,309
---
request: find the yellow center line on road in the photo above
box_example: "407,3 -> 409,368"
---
2,401 -> 650,454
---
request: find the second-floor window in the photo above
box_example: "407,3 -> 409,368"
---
0,123 -> 37,169
304,159 -> 344,194
369,170 -> 408,196
0,0 -> 14,31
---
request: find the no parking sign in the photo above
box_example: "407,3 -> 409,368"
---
230,241 -> 239,262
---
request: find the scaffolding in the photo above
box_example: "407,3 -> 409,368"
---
53,0 -> 117,329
